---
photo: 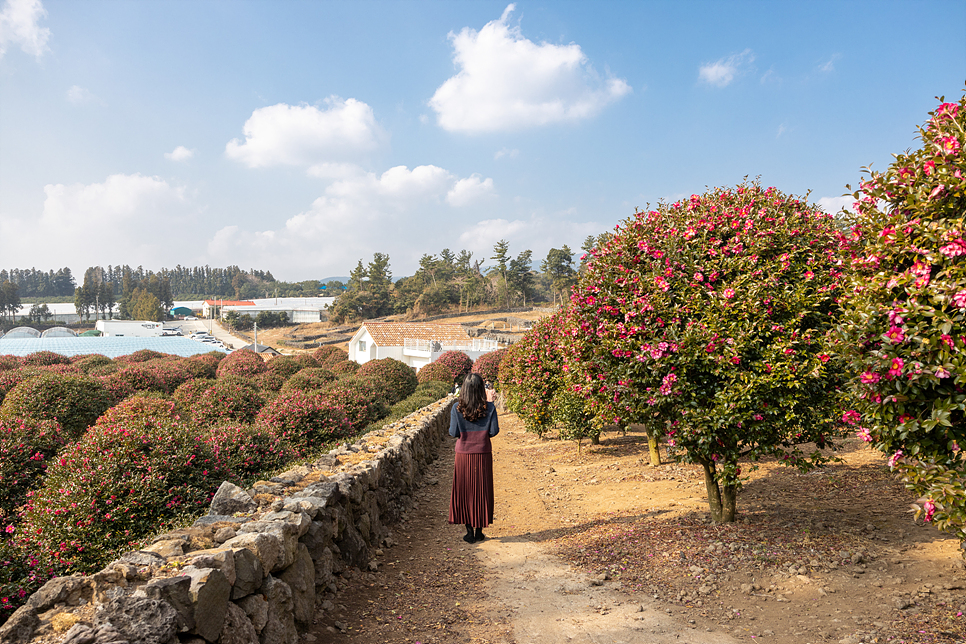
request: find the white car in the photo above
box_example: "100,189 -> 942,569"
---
184,316 -> 198,320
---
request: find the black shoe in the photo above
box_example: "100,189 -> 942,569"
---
474,528 -> 485,542
463,524 -> 476,543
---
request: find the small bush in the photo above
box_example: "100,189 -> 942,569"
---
172,378 -> 217,414
357,358 -> 418,403
434,351 -> 473,384
292,354 -> 320,369
256,391 -> 353,454
216,350 -> 267,379
415,380 -> 452,400
471,349 -> 507,388
317,379 -> 388,433
86,363 -> 120,377
189,353 -> 223,376
347,374 -> 396,409
266,356 -> 303,379
117,349 -> 168,364
0,417 -> 66,521
256,370 -> 287,392
206,422 -> 298,482
281,367 -> 338,393
102,362 -> 188,396
313,345 -> 347,366
175,357 -> 217,380
21,351 -> 71,367
417,361 -> 453,385
0,373 -> 113,439
35,363 -> 81,376
190,379 -> 264,425
0,355 -> 22,371
17,397 -> 225,571
330,360 -> 360,375
73,354 -> 113,374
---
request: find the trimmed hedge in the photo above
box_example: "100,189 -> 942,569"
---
433,351 -> 473,384
255,370 -> 287,392
313,345 -> 347,366
0,355 -> 22,371
216,350 -> 267,379
116,349 -> 167,364
317,379 -> 388,433
356,358 -> 418,403
256,391 -> 353,454
0,417 -> 66,521
190,379 -> 264,425
206,422 -> 298,481
416,361 -> 452,385
265,355 -> 305,379
172,378 -> 217,415
329,360 -> 360,375
471,348 -> 507,388
21,351 -> 71,367
281,367 -> 338,393
73,354 -> 113,374
0,373 -> 114,439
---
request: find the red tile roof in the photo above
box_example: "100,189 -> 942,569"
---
361,321 -> 471,347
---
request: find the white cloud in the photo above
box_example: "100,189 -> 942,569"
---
817,195 -> 855,215
698,49 -> 754,87
819,54 -> 840,73
0,174 -> 202,270
457,214 -> 602,264
225,97 -> 385,169
66,85 -> 96,105
429,4 -> 631,133
777,123 -> 787,138
447,174 -> 495,206
0,0 -> 49,59
494,147 -> 519,160
207,165 -> 495,275
164,145 -> 194,162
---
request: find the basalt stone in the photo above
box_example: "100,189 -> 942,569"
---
183,567 -> 230,642
141,576 -> 194,632
119,550 -> 167,568
0,605 -> 40,643
60,622 -> 95,644
26,574 -> 93,612
312,547 -> 335,591
143,539 -> 185,559
257,576 -> 296,644
222,533 -> 282,575
238,522 -> 299,572
231,547 -> 264,600
235,595 -> 268,634
209,482 -> 257,516
217,602 -> 258,644
290,481 -> 339,505
192,515 -> 249,528
93,596 -> 179,644
189,548 -> 237,586
278,545 -> 315,628
335,522 -> 368,570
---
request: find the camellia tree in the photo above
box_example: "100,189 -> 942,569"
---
565,181 -> 855,522
837,93 -> 966,540
499,312 -> 567,436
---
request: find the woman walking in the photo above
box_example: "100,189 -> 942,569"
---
448,372 -> 499,543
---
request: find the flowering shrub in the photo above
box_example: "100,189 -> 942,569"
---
215,349 -> 267,379
837,93 -> 966,539
172,378 -> 217,415
188,352 -> 222,377
356,358 -> 418,403
0,355 -> 21,371
255,370 -> 287,392
16,397 -> 225,571
0,417 -> 65,521
567,182 -> 853,522
471,349 -> 507,389
176,357 -> 217,380
313,345 -> 347,366
266,355 -> 306,379
205,422 -> 298,481
317,379 -> 388,433
116,349 -> 167,364
347,374 -> 396,408
256,391 -> 353,454
101,361 -> 191,396
417,362 -> 452,385
73,354 -> 113,374
0,373 -> 114,439
21,351 -> 71,367
416,380 -> 453,400
281,367 -> 338,393
551,388 -> 598,452
190,379 -> 264,426
499,313 -> 566,436
329,360 -> 360,375
434,351 -> 473,385
292,353 -> 320,369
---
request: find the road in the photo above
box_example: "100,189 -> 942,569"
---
173,319 -> 250,351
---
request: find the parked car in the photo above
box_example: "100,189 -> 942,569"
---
184,316 -> 198,320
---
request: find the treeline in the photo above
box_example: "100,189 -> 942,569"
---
0,268 -> 76,298
330,236 -> 608,323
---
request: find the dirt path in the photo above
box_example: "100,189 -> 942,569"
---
312,412 -> 966,644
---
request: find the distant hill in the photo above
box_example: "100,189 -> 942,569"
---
319,276 -> 350,284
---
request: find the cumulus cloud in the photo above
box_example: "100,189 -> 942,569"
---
698,49 -> 754,87
164,145 -> 194,162
207,165 -> 496,275
225,97 -> 385,169
817,195 -> 855,215
0,174 -> 202,270
0,0 -> 49,59
429,4 -> 630,133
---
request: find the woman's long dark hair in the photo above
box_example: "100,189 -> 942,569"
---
457,373 -> 487,422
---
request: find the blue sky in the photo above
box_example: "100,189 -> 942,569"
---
1,0 -> 964,281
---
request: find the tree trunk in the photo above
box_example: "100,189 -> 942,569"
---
721,483 -> 738,523
647,430 -> 662,466
590,433 -> 600,445
700,460 -> 737,523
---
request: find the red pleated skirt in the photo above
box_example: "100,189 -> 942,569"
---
448,452 -> 494,529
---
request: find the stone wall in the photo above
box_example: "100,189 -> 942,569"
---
0,397 -> 456,644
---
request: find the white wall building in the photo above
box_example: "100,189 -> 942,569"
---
95,320 -> 164,337
347,321 -> 497,370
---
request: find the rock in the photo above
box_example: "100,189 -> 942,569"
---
141,575 -> 194,632
236,595 -> 269,634
91,622 -> 128,644
93,596 -> 180,644
698,585 -> 713,596
231,547 -> 265,600
183,567 -> 231,642
0,605 -> 40,643
270,498 -> 285,511
893,596 -> 914,610
28,574 -> 93,611
193,515 -> 249,528
851,552 -> 867,565
142,539 -> 184,558
214,527 -> 237,544
222,532 -> 283,574
210,481 -> 258,516
740,583 -> 754,595
259,576 -> 297,644
119,550 -> 167,568
217,601 -> 259,644
279,545 -> 316,628
190,548 -> 237,586
60,623 -> 96,644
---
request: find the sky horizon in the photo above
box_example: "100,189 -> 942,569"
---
1,0 -> 964,282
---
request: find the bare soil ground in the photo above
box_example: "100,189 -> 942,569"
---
309,412 -> 966,644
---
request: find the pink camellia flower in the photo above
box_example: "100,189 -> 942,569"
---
923,160 -> 936,175
923,499 -> 936,522
936,102 -> 960,119
659,372 -> 677,396
954,291 -> 966,309
855,427 -> 872,442
887,450 -> 904,467
888,308 -> 905,325
842,410 -> 861,425
818,354 -> 830,363
941,334 -> 955,350
880,225 -> 897,243
694,272 -> 704,282
753,414 -> 763,421
4,525 -> 14,534
939,238 -> 966,258
935,367 -> 951,379
887,357 -> 904,379
860,371 -> 881,384
730,356 -> 741,365
940,136 -> 961,155
885,326 -> 905,343
723,288 -> 735,299
654,276 -> 670,292
930,184 -> 946,199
